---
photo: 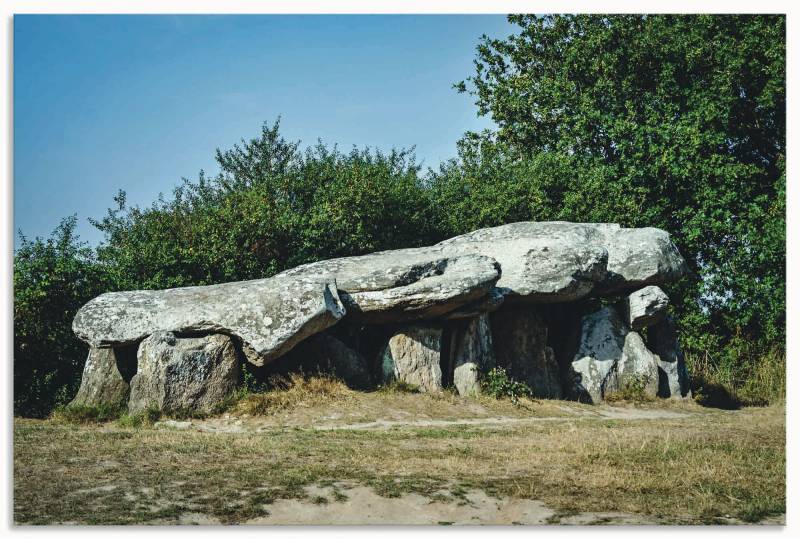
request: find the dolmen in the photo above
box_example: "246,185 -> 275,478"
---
70,221 -> 692,413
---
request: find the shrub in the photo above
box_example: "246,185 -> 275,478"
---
481,367 -> 533,405
688,346 -> 785,408
116,408 -> 162,428
14,217 -> 111,417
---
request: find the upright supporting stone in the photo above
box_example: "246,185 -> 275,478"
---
649,316 -> 692,399
570,306 -> 659,403
490,306 -> 562,398
69,346 -> 135,408
448,313 -> 496,396
128,332 -> 240,414
380,326 -> 443,392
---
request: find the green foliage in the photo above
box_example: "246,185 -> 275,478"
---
14,217 -> 111,417
688,346 -> 785,408
91,120 -> 438,290
451,14 -> 785,361
116,408 -> 162,428
481,367 -> 532,405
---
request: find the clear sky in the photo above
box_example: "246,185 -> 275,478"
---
13,14 -> 514,247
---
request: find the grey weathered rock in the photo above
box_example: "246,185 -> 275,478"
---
447,313 -> 496,396
649,316 -> 692,399
490,307 -> 562,398
597,226 -> 688,293
437,223 -> 608,302
610,332 -> 660,398
621,285 -> 669,330
293,334 -> 372,389
283,251 -> 500,324
380,326 -> 443,392
437,222 -> 687,300
128,332 -> 240,414
73,274 -> 346,366
570,307 -> 659,403
69,346 -> 135,408
71,221 -> 688,400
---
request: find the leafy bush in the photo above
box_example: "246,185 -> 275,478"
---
116,408 -> 162,428
688,346 -> 785,408
14,217 -> 111,417
481,367 -> 533,405
91,120 -> 439,291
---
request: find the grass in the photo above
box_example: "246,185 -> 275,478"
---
14,394 -> 785,525
51,403 -> 125,424
377,380 -> 421,394
233,373 -> 352,416
116,408 -> 162,428
688,348 -> 786,408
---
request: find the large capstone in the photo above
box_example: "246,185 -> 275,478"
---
282,251 -> 500,324
436,223 -> 609,302
380,326 -> 443,392
570,306 -> 659,403
446,313 -> 496,396
490,306 -> 562,398
73,275 -> 345,366
437,222 -> 687,300
649,316 -> 692,399
128,332 -> 240,414
69,346 -> 136,408
621,285 -> 669,330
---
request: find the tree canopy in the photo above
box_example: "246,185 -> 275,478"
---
445,14 -> 785,355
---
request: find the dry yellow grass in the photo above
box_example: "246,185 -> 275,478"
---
13,391 -> 784,525
233,373 -> 353,416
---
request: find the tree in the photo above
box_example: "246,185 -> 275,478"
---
13,216 -> 110,416
451,14 -> 785,355
91,120 -> 438,291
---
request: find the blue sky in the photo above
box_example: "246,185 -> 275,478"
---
14,15 -> 514,247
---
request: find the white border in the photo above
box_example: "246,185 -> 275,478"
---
1,2 -> 796,539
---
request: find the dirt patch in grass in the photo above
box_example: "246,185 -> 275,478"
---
13,395 -> 785,525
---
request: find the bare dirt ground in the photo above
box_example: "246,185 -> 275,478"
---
13,392 -> 785,525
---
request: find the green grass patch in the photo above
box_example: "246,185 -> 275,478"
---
51,403 -> 125,424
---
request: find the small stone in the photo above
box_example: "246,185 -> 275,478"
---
621,285 -> 669,330
570,306 -> 659,403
